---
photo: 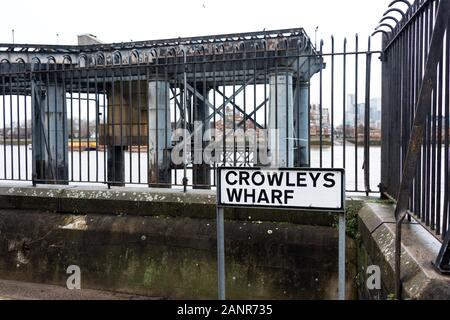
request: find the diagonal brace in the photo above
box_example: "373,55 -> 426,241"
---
215,88 -> 264,130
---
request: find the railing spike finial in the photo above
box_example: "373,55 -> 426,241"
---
388,0 -> 411,9
371,30 -> 390,37
376,23 -> 395,33
383,7 -> 406,19
379,16 -> 400,25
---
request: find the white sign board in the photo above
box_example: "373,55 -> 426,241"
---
217,167 -> 345,211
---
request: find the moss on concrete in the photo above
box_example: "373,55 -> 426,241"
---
0,209 -> 358,300
332,200 -> 364,240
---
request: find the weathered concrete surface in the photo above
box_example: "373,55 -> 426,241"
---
358,202 -> 450,299
0,184 -> 337,226
0,208 -> 357,300
0,279 -> 158,300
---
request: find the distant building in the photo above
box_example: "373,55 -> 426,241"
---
214,106 -> 259,133
310,103 -> 331,138
345,94 -> 381,130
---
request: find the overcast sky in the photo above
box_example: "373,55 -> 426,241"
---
0,0 -> 395,50
0,0 -> 405,130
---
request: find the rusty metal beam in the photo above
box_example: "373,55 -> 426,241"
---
0,28 -> 317,66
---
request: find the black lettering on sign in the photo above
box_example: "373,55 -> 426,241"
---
258,189 -> 269,203
267,172 -> 284,186
297,172 -> 307,187
323,173 -> 336,188
309,172 -> 321,187
252,172 -> 265,186
239,171 -> 250,186
284,190 -> 295,204
286,172 -> 296,187
244,189 -> 256,203
225,171 -> 238,185
272,190 -> 283,204
227,188 -> 242,202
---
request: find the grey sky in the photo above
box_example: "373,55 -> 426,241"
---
0,0 -> 401,129
0,0 -> 394,49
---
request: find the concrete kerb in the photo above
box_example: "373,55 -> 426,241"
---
358,202 -> 450,299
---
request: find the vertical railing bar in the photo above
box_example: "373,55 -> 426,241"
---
232,47 -> 237,167
24,67 -> 29,180
78,68 -> 82,182
420,9 -> 426,222
264,42 -> 268,160
61,62 -> 67,184
128,65 -> 133,184
120,62 -> 125,185
436,48 -> 443,235
203,48 -> 209,186
343,39 -> 347,171
244,48 -> 249,166
2,72 -> 6,180
111,66 -> 116,185
173,59 -> 178,186
274,47 -> 279,168
39,69 -> 45,182
10,69 -> 14,180
222,49 -> 226,167
146,64 -> 151,187
430,0 -> 438,230
403,28 -> 411,219
212,48 -> 217,186
295,40 -> 301,167
94,63 -> 99,183
182,49 -> 188,192
253,44 -> 258,169
137,63 -> 142,185
331,36 -> 335,168
394,39 -> 400,196
166,54 -> 171,188
192,51 -> 197,186
425,2 -> 433,227
413,10 -> 422,219
155,56 -> 160,187
15,73 -> 21,180
53,62 -> 59,184
285,45 -> 290,167
102,64 -> 107,185
443,24 -> 450,236
70,65 -> 74,183
86,67 -> 91,183
354,34 -> 359,191
319,40 -> 323,168
364,37 -> 372,196
411,13 -> 420,217
422,6 -> 430,224
307,55 -> 311,166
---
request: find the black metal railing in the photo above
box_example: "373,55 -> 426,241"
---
0,29 -> 381,193
375,0 -> 450,296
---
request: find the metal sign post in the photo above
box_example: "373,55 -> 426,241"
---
338,211 -> 346,300
215,167 -> 346,300
216,204 -> 226,300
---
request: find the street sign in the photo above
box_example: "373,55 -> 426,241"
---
215,167 -> 346,301
217,167 -> 344,211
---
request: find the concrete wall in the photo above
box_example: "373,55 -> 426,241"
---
357,202 -> 450,300
0,185 -> 357,300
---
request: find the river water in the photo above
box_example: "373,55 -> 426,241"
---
2,144 -> 449,233
0,144 -> 382,192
